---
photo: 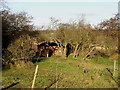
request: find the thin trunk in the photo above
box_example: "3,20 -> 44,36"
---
83,47 -> 95,60
64,43 -> 67,59
47,53 -> 49,57
73,43 -> 79,58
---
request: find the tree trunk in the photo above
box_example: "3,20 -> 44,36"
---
83,47 -> 95,60
73,43 -> 80,58
64,43 -> 67,59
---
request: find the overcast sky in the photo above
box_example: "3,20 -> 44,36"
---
7,0 -> 119,27
7,0 -> 119,2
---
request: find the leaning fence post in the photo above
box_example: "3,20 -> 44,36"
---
113,60 -> 116,77
31,65 -> 38,89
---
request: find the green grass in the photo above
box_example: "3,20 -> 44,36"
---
2,56 -> 119,89
88,56 -> 113,65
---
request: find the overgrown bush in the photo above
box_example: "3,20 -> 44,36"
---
8,35 -> 36,60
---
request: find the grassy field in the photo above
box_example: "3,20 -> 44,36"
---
2,55 -> 119,89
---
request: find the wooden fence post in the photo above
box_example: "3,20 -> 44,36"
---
113,60 -> 116,77
31,65 -> 38,89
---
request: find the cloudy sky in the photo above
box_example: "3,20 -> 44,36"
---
7,0 -> 119,27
